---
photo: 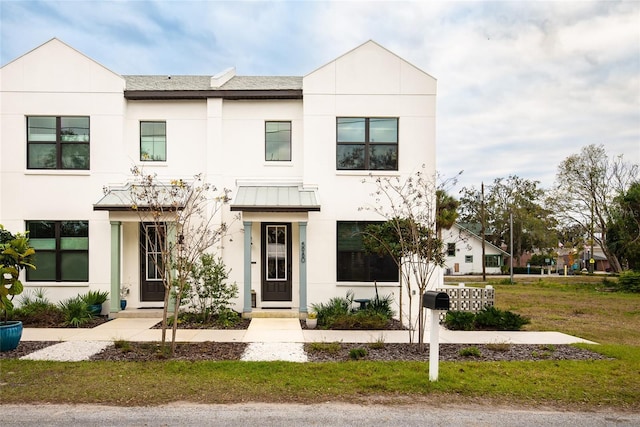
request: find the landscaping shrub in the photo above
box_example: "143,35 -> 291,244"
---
330,311 -> 389,330
311,290 -> 353,327
58,296 -> 92,327
11,288 -> 64,326
444,311 -> 475,330
614,271 -> 640,293
181,254 -> 239,324
444,307 -> 529,331
474,306 -> 530,331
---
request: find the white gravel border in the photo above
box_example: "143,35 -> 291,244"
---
20,341 -> 113,362
241,342 -> 308,362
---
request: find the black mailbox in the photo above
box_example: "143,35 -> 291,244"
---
422,291 -> 450,310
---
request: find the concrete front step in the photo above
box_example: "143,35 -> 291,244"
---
246,309 -> 302,319
114,308 -> 302,319
112,308 -> 165,319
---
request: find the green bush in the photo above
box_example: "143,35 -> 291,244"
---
349,347 -> 368,360
330,311 -> 389,330
444,311 -> 476,330
59,296 -> 92,327
615,271 -> 640,293
11,288 -> 64,326
444,307 -> 530,331
181,254 -> 239,323
459,346 -> 481,357
80,290 -> 109,305
474,306 -> 530,331
311,290 -> 353,328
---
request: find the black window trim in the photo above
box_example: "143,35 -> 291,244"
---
264,120 -> 292,162
336,117 -> 399,171
26,115 -> 90,170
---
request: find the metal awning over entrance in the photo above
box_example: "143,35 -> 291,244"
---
230,185 -> 320,212
93,182 -> 189,211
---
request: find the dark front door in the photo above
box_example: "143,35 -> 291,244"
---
261,223 -> 292,302
140,223 -> 166,302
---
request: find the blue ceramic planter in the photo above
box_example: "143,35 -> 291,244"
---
0,320 -> 23,352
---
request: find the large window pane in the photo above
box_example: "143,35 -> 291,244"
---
337,145 -> 365,169
140,121 -> 166,161
337,118 -> 365,142
61,117 -> 89,142
369,118 -> 398,143
28,144 -> 57,169
61,252 -> 89,281
28,117 -> 56,141
265,121 -> 291,161
337,221 -> 398,282
369,145 -> 397,170
61,144 -> 90,169
27,116 -> 90,170
25,220 -> 89,282
336,118 -> 398,171
27,252 -> 56,281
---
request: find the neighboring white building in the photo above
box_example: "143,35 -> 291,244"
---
0,38 -> 437,318
442,224 -> 508,275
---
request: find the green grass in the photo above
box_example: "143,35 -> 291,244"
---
2,277 -> 640,410
1,348 -> 638,409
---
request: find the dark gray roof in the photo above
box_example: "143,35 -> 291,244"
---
124,75 -> 302,91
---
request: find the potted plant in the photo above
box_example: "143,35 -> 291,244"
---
81,290 -> 109,315
306,311 -> 317,329
0,225 -> 36,352
120,284 -> 130,310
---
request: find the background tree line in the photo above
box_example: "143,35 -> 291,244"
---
451,144 -> 638,272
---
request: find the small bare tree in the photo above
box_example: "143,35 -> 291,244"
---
361,165 -> 450,348
109,166 -> 231,355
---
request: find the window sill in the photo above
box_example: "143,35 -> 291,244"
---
24,170 -> 91,177
25,282 -> 90,288
336,282 -> 400,288
137,162 -> 168,168
335,171 -> 400,177
263,162 -> 294,167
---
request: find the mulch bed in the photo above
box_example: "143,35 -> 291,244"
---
1,340 -> 609,362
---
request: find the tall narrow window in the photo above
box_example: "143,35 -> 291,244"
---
26,220 -> 89,282
265,121 -> 291,161
140,121 -> 167,161
337,117 -> 398,170
27,116 -> 90,169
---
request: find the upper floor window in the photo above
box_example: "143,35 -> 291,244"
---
27,116 -> 90,169
337,221 -> 398,282
336,117 -> 398,170
140,121 -> 166,161
265,121 -> 291,161
26,220 -> 89,282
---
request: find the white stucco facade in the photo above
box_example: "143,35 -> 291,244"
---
0,38 -> 437,318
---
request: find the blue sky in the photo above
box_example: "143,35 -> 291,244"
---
1,0 -> 638,192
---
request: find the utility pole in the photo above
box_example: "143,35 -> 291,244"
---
481,182 -> 486,281
510,211 -> 514,284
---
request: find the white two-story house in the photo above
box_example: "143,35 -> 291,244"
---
0,38 -> 437,319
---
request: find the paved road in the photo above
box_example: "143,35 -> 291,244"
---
3,403 -> 638,426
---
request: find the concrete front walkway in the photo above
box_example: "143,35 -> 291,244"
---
21,318 -> 597,345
